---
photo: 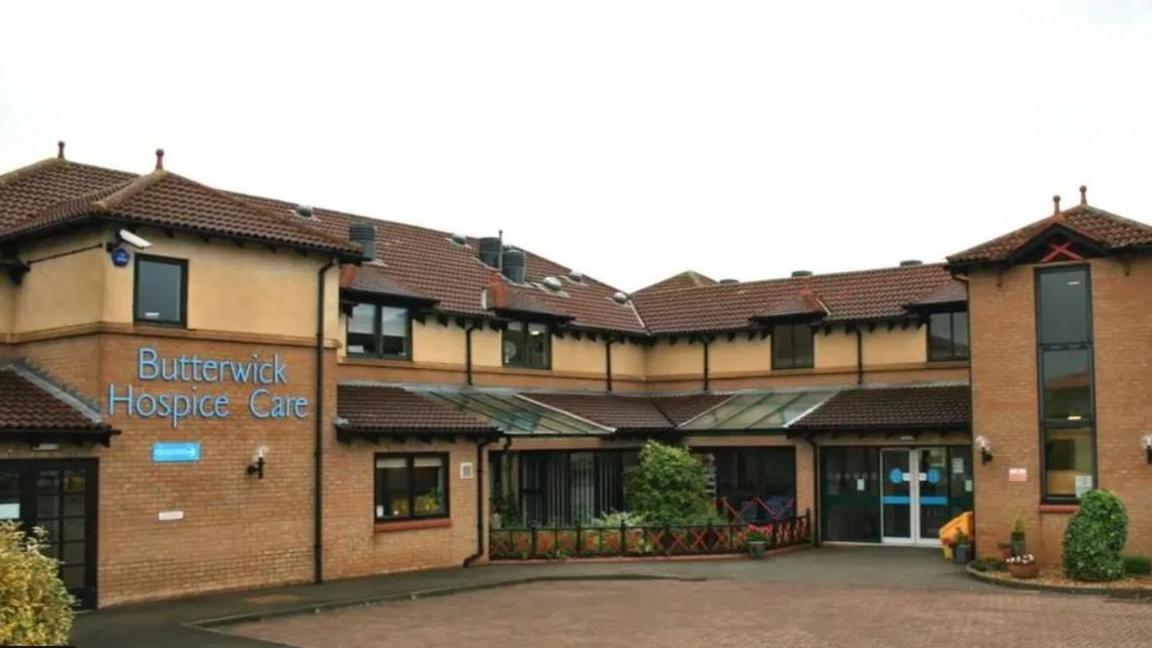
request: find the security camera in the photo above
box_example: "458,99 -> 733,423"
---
118,229 -> 153,250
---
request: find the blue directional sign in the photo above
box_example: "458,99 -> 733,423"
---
152,442 -> 201,463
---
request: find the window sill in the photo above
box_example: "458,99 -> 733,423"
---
134,320 -> 187,329
374,518 -> 452,533
1039,504 -> 1079,514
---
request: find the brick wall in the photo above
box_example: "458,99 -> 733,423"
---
969,256 -> 1152,565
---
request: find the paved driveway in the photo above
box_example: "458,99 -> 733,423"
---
225,548 -> 1152,648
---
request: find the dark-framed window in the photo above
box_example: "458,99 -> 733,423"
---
374,453 -> 449,522
1035,265 -> 1095,501
502,321 -> 551,369
927,310 -> 970,361
346,303 -> 411,359
134,255 -> 187,326
772,323 -> 814,370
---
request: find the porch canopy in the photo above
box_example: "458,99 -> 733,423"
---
425,390 -> 614,437
786,384 -> 971,437
678,389 -> 838,434
0,364 -> 120,447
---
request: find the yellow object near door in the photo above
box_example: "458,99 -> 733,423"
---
938,511 -> 974,559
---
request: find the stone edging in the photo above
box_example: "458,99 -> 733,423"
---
189,573 -> 707,630
965,564 -> 1152,597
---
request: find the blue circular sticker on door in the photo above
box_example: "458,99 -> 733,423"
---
888,468 -> 903,484
927,468 -> 942,484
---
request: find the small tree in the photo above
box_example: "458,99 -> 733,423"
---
0,522 -> 75,646
1062,489 -> 1128,582
625,441 -> 714,525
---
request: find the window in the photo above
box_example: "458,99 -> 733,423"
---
374,454 -> 448,522
502,321 -> 551,369
134,256 -> 187,326
772,323 -> 814,370
346,303 -> 410,359
1036,266 -> 1095,501
927,311 -> 970,361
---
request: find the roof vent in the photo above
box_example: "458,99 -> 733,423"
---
450,233 -> 469,247
611,291 -> 629,304
719,278 -> 738,285
348,222 -> 376,261
567,270 -> 584,283
542,276 -> 564,291
478,237 -> 502,267
502,248 -> 527,283
791,270 -> 813,278
295,204 -> 315,220
899,259 -> 922,267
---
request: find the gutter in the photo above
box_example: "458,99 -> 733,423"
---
313,259 -> 336,585
463,436 -> 496,567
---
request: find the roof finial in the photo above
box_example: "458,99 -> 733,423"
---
154,148 -> 165,171
57,141 -> 65,160
1052,194 -> 1061,215
1080,185 -> 1088,206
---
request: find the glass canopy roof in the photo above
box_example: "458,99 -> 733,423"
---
678,390 -> 837,431
426,391 -> 614,436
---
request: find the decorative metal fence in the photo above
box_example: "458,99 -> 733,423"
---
489,509 -> 810,560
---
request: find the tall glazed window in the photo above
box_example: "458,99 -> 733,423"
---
1036,266 -> 1095,501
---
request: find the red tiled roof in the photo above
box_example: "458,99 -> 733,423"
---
241,194 -> 647,332
753,288 -> 829,321
342,264 -> 438,302
908,280 -> 967,308
636,270 -> 718,294
0,161 -> 358,256
792,385 -> 970,430
0,365 -> 116,434
948,204 -> 1152,266
336,384 -> 497,435
632,264 -> 961,335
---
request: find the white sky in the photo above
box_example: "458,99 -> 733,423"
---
2,1 -> 1150,291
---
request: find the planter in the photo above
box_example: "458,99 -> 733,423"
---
1008,562 -> 1039,579
953,543 -> 973,566
747,541 -> 767,559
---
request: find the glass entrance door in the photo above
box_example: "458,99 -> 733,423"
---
918,448 -> 950,542
881,449 -> 914,542
0,460 -> 98,609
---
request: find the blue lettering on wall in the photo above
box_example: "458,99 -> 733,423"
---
108,347 -> 309,428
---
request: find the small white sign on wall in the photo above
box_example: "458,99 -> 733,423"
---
157,510 -> 185,522
460,462 -> 475,480
1008,468 -> 1028,482
1074,474 -> 1094,498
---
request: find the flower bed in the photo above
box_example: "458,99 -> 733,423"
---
967,564 -> 1152,595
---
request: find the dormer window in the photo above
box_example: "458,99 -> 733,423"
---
927,310 -> 969,361
772,323 -> 814,370
503,321 -> 550,369
347,302 -> 410,359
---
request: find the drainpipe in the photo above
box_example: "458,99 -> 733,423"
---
605,336 -> 614,392
804,436 -> 821,548
854,326 -> 864,386
465,322 -> 482,386
314,259 -> 336,584
702,337 -> 711,392
464,436 -> 495,567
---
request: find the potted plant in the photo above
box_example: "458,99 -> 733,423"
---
1006,553 -> 1039,579
952,530 -> 974,566
1010,514 -> 1027,556
745,529 -> 769,559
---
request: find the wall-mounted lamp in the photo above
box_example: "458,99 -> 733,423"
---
1142,435 -> 1152,465
975,435 -> 993,465
246,446 -> 268,479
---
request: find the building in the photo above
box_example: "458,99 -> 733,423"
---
0,146 -> 1148,609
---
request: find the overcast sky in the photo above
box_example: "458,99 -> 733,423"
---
2,1 -> 1149,291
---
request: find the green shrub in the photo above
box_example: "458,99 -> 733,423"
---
588,511 -> 647,528
1062,489 -> 1128,582
625,441 -> 715,525
0,522 -> 75,646
1122,554 -> 1151,576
